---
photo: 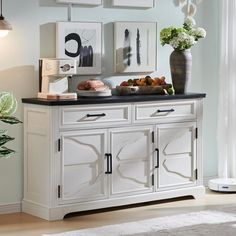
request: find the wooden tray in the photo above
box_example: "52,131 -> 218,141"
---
77,89 -> 112,97
116,84 -> 172,96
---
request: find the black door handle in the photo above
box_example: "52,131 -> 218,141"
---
157,109 -> 175,113
105,153 -> 110,174
155,148 -> 159,168
105,153 -> 112,174
109,154 -> 112,174
86,113 -> 106,117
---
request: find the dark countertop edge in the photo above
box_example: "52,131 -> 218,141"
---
22,93 -> 206,106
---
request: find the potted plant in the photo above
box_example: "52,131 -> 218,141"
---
160,17 -> 206,94
0,92 -> 21,158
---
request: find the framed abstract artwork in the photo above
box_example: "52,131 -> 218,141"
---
56,0 -> 102,5
56,22 -> 102,75
114,21 -> 157,73
112,0 -> 154,8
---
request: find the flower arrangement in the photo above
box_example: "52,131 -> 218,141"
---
160,17 -> 206,51
0,92 -> 22,158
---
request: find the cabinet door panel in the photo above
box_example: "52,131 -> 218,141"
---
156,122 -> 196,189
59,130 -> 107,204
110,127 -> 153,197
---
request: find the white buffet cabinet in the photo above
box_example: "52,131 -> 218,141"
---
22,95 -> 205,220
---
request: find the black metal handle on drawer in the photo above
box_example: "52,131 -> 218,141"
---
105,154 -> 112,174
157,109 -> 175,113
155,148 -> 159,168
86,113 -> 106,117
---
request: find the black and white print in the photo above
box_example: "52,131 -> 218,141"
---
64,29 -> 95,67
114,22 -> 157,73
123,29 -> 131,66
136,29 -> 141,65
56,22 -> 102,75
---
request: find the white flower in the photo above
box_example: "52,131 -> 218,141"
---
169,32 -> 195,50
160,16 -> 206,50
184,17 -> 196,28
169,37 -> 180,49
194,27 -> 207,38
187,35 -> 195,44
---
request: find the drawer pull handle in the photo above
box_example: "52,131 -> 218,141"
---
157,109 -> 175,113
86,113 -> 106,118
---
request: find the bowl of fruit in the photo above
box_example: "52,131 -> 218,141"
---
116,76 -> 174,96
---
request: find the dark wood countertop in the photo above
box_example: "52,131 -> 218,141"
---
22,93 -> 206,106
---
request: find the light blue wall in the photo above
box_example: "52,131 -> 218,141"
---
197,0 -> 220,177
0,0 -> 219,204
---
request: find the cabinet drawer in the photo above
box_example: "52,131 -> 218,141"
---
134,101 -> 196,123
60,104 -> 131,128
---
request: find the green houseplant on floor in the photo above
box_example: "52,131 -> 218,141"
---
0,92 -> 21,158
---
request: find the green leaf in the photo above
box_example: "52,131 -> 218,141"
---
0,92 -> 17,116
0,116 -> 22,124
0,135 -> 14,147
0,130 -> 7,135
0,146 -> 15,158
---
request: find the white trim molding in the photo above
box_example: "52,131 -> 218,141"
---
0,202 -> 22,215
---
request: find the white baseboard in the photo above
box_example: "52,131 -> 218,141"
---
203,176 -> 218,187
0,202 -> 22,214
0,178 -> 216,215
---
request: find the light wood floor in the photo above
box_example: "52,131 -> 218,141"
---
1,189 -> 236,236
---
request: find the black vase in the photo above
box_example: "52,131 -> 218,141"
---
169,49 -> 192,94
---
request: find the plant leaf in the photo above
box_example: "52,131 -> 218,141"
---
0,130 -> 7,135
0,116 -> 22,124
0,92 -> 18,116
0,135 -> 14,147
0,146 -> 15,158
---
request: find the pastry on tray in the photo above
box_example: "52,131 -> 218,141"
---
77,80 -> 112,97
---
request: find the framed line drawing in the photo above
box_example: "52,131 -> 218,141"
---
56,0 -> 102,5
112,0 -> 154,8
56,22 -> 102,75
114,22 -> 157,73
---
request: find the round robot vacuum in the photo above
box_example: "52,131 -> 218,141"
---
208,178 -> 236,192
